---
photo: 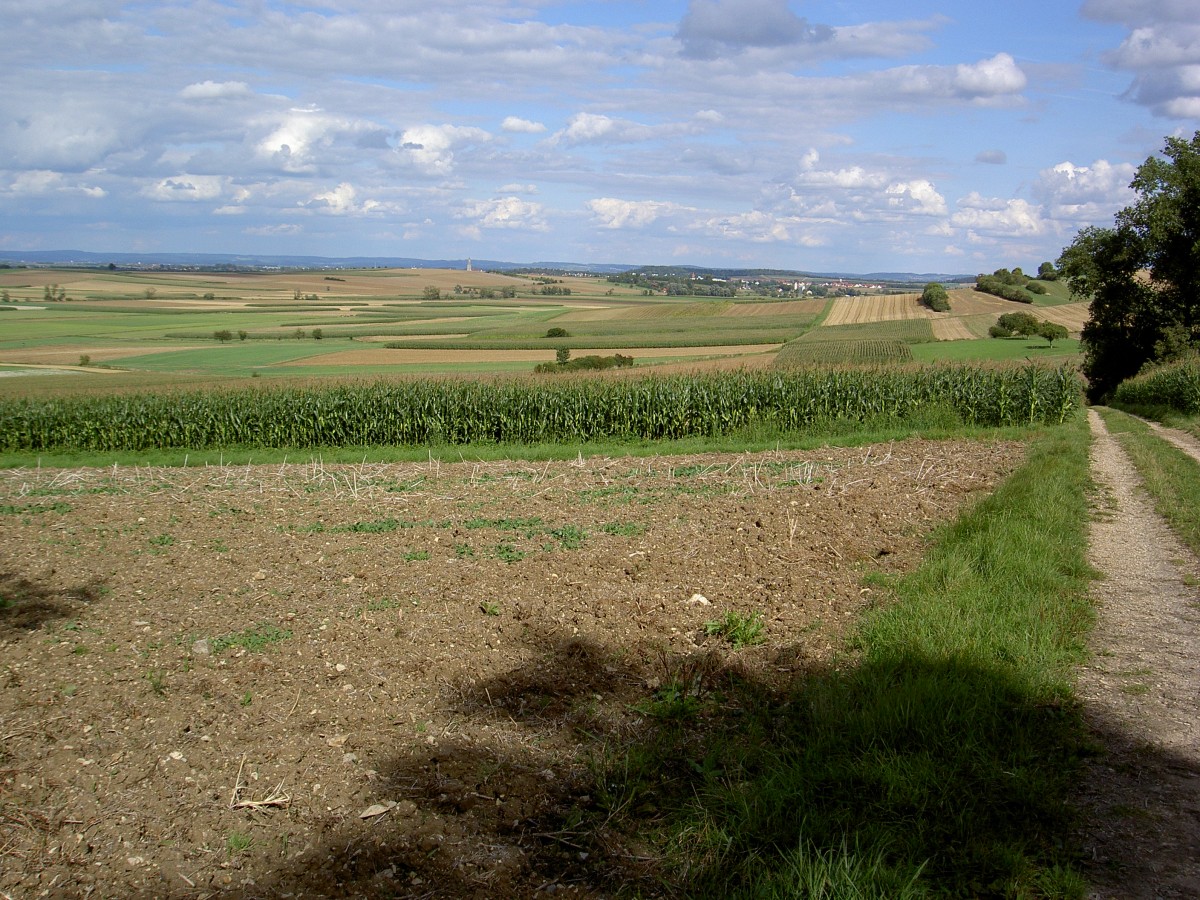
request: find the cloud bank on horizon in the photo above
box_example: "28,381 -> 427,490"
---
2,0 -> 1197,273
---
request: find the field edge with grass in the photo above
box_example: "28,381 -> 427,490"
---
591,413 -> 1097,897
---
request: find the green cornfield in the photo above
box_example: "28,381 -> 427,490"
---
775,339 -> 913,366
1111,356 -> 1200,414
0,366 -> 1082,452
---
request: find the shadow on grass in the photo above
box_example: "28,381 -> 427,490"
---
232,626 -> 1107,899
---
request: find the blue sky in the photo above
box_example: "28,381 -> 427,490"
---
3,0 -> 1198,273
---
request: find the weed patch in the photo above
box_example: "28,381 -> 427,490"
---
209,624 -> 292,654
704,611 -> 766,648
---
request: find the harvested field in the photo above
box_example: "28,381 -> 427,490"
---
1035,303 -> 1091,333
0,346 -> 207,366
0,438 -> 1023,898
823,293 -> 930,326
931,318 -> 977,341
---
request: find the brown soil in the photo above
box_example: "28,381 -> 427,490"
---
0,439 -> 1022,898
1077,410 -> 1200,898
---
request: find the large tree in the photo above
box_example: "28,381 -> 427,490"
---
1058,131 -> 1200,402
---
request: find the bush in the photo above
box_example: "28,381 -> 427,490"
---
977,276 -> 1033,303
545,327 -> 570,338
997,312 -> 1040,336
534,353 -> 635,373
920,283 -> 950,312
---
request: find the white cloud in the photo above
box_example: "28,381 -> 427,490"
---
143,174 -> 225,202
180,80 -> 251,100
255,109 -> 390,174
459,196 -> 547,231
587,198 -> 675,229
303,182 -> 384,216
501,116 -> 546,134
697,210 -> 794,243
550,112 -> 700,146
886,180 -> 947,216
1083,1 -> 1200,118
951,194 -> 1044,235
6,169 -> 105,197
1032,159 -> 1137,223
953,53 -> 1027,96
395,124 -> 491,176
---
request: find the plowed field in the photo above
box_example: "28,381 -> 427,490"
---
0,439 -> 1023,897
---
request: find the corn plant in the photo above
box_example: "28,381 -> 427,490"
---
0,365 -> 1082,452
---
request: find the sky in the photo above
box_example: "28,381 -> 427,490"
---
3,0 -> 1199,274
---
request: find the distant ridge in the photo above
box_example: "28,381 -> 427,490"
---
0,250 -> 970,283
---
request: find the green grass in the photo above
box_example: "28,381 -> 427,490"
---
1097,407 -> 1200,556
592,414 -> 1095,897
703,610 -> 766,648
913,337 -> 1081,364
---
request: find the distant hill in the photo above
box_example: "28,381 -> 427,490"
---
0,250 -> 969,283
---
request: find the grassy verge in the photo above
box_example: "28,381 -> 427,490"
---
594,415 -> 1095,897
1096,407 -> 1200,556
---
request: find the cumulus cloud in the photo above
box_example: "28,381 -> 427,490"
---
179,80 -> 251,100
677,0 -> 833,59
1032,159 -> 1137,223
501,116 -> 546,134
885,180 -> 947,216
256,109 -> 389,174
951,193 -> 1044,235
143,174 -> 225,202
395,124 -> 491,176
6,169 -> 105,197
459,196 -> 547,231
587,198 -> 675,229
3,102 -> 129,170
1083,0 -> 1200,117
303,182 -> 383,216
698,210 -> 795,243
550,112 -> 681,145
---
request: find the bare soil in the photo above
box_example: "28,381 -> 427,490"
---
0,439 -> 1022,898
1077,410 -> 1200,898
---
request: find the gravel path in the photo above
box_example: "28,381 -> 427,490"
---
1076,409 -> 1200,898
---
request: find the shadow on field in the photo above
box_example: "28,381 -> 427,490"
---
221,622 -> 1146,899
0,571 -> 105,635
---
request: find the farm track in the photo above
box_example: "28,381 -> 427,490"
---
1077,410 -> 1200,898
